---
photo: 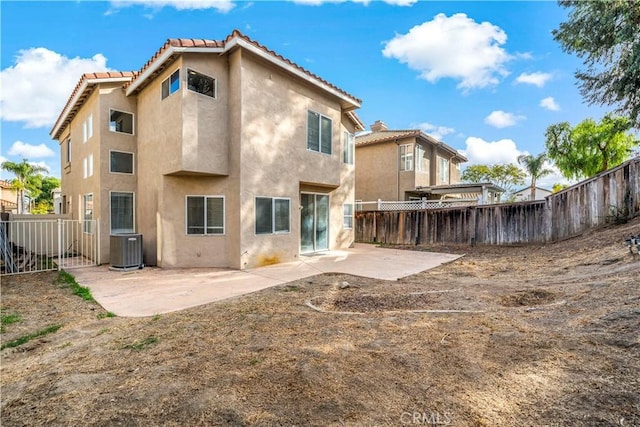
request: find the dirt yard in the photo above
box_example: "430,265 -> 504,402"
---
1,217 -> 639,426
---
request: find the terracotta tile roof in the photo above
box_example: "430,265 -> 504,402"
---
346,111 -> 365,132
50,71 -> 136,139
355,129 -> 467,162
52,30 -> 361,139
125,29 -> 362,106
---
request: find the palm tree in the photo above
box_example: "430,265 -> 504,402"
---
517,153 -> 554,201
1,159 -> 48,214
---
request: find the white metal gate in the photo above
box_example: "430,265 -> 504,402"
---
0,219 -> 100,275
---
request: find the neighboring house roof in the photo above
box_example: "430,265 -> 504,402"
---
513,186 -> 552,194
355,129 -> 467,162
51,30 -> 362,140
416,182 -> 505,194
50,72 -> 136,140
0,179 -> 14,189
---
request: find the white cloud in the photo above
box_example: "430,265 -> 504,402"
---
29,161 -> 52,173
109,0 -> 236,12
7,141 -> 56,158
415,122 -> 455,141
515,72 -> 552,87
484,110 -> 525,128
460,136 -> 526,165
540,96 -> 560,111
382,13 -> 511,91
0,48 -> 110,128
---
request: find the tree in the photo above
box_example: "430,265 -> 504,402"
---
29,175 -> 61,214
461,163 -> 527,198
545,115 -> 639,180
552,183 -> 569,194
517,153 -> 554,201
0,159 -> 48,214
553,1 -> 640,127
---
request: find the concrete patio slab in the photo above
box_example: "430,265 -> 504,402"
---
71,243 -> 462,317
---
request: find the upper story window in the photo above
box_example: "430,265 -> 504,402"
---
83,114 -> 93,143
415,144 -> 425,172
110,150 -> 134,174
342,131 -> 354,165
83,154 -> 93,179
66,138 -> 71,164
400,144 -> 413,171
307,110 -> 332,155
162,69 -> 180,100
438,156 -> 450,183
109,109 -> 134,135
187,69 -> 215,98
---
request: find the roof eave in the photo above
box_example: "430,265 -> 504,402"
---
50,76 -> 132,140
125,46 -> 225,96
226,37 -> 361,110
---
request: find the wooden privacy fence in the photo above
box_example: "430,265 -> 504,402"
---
355,157 -> 640,246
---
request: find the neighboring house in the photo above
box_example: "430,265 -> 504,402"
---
50,30 -> 363,269
513,186 -> 552,202
0,180 -> 18,214
52,188 -> 62,214
355,121 -> 468,202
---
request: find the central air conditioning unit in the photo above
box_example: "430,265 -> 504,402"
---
110,234 -> 143,270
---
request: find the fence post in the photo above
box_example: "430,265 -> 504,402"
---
57,218 -> 62,271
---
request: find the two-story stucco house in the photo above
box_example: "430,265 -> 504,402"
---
355,120 -> 467,202
50,30 -> 364,269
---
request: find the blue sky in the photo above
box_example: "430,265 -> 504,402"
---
1,0 -> 611,188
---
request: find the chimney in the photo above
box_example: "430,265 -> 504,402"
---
370,120 -> 388,132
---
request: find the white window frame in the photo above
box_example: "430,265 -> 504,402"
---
161,68 -> 180,100
415,144 -> 426,172
66,138 -> 71,164
109,108 -> 135,135
438,156 -> 450,183
307,110 -> 332,155
400,144 -> 413,171
110,191 -> 135,234
342,131 -> 354,165
83,193 -> 93,234
185,195 -> 225,236
343,203 -> 354,229
109,150 -> 135,175
186,68 -> 216,99
255,197 -> 291,235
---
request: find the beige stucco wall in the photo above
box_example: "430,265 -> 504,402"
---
356,137 -> 465,202
236,50 -> 355,269
355,142 -> 399,202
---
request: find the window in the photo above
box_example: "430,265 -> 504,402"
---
111,192 -> 134,234
187,69 -> 215,98
438,156 -> 450,183
342,131 -> 354,164
83,194 -> 93,234
110,151 -> 134,174
186,196 -> 224,235
255,197 -> 290,235
109,109 -> 134,135
162,69 -> 180,99
415,144 -> 428,172
343,204 -> 354,229
307,110 -> 332,155
83,154 -> 93,179
400,144 -> 413,171
66,138 -> 71,163
83,114 -> 93,143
